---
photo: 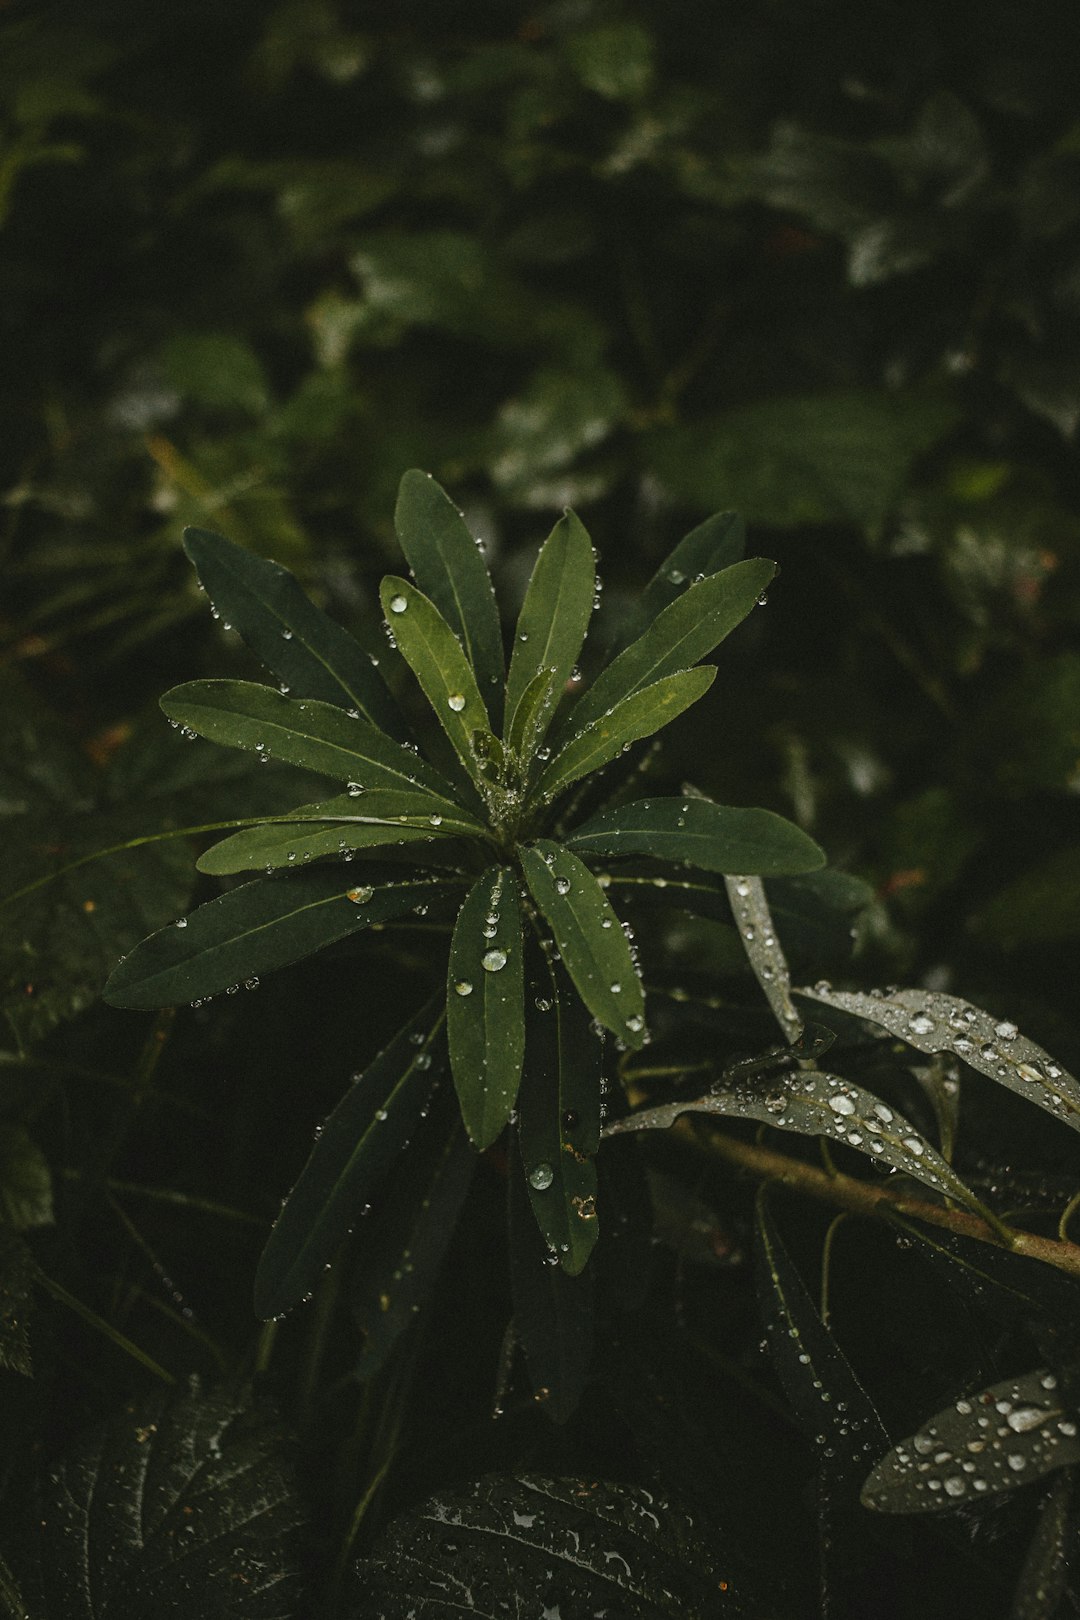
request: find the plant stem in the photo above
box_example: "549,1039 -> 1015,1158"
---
694,1124 -> 1080,1280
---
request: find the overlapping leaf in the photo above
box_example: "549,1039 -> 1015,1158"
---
183,525 -> 403,734
394,469 -> 505,725
628,509 -> 746,642
103,869 -> 458,1010
725,874 -> 804,1042
196,789 -> 482,873
521,842 -> 646,1048
798,984 -> 1080,1135
862,1369 -> 1080,1514
255,998 -> 446,1318
446,867 -> 526,1148
566,796 -> 824,876
505,509 -> 594,742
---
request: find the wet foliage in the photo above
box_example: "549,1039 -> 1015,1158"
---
4,1 -> 1080,1615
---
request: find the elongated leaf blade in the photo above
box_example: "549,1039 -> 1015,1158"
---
508,1142 -> 594,1423
352,1101 -> 477,1379
255,999 -> 446,1318
521,842 -> 646,1048
725,874 -> 803,1041
556,557 -> 774,743
394,470 -> 505,725
447,868 -> 525,1148
506,663 -> 560,764
799,985 -> 1080,1136
183,525 -> 403,735
1011,1472 -> 1074,1620
754,1187 -> 888,1480
161,679 -> 459,798
103,869 -> 457,1010
197,789 -> 482,874
605,1067 -> 979,1207
612,510 -> 747,656
505,510 -> 594,741
380,577 -> 496,786
861,1368 -> 1080,1514
518,957 -> 602,1274
535,668 -> 715,805
566,796 -> 825,876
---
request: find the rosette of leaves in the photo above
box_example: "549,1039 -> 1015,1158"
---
103,471 -> 823,1329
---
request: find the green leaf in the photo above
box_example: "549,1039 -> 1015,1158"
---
356,1473 -> 749,1618
518,956 -> 602,1275
161,333 -> 270,415
566,796 -> 825,876
535,668 -> 715,804
1011,1472 -> 1074,1620
970,844 -> 1080,948
394,469 -> 505,726
555,558 -> 774,744
891,1213 -> 1080,1328
506,663 -> 561,764
725,874 -> 804,1042
447,868 -> 525,1149
0,1230 -> 33,1377
103,869 -> 458,1010
352,1100 -> 476,1379
379,578 -> 497,787
861,1368 -> 1080,1514
754,1187 -> 888,1481
605,1065 -> 980,1209
619,510 -> 746,650
520,842 -> 646,1048
647,389 -> 960,534
255,999 -> 446,1318
508,1142 -> 594,1424
0,1550 -> 26,1618
9,1380 -> 306,1616
161,679 -> 458,798
505,510 -> 595,745
182,526 -> 403,735
0,1125 -> 52,1231
798,985 -> 1080,1136
196,789 -> 483,874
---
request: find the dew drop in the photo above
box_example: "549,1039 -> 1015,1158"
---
529,1163 -> 554,1192
447,693 -> 466,712
389,595 -> 408,614
482,949 -> 507,973
347,886 -> 374,905
555,877 -> 571,896
176,918 -> 188,929
827,1094 -> 856,1117
455,980 -> 474,997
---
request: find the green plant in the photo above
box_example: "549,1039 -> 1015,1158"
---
102,470 -> 823,1324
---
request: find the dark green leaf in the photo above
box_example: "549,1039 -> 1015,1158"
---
861,1369 -> 1080,1514
518,956 -> 601,1275
508,1142 -> 594,1423
0,1125 -> 53,1231
356,1472 -> 752,1618
183,525 -> 402,735
536,668 -> 715,804
379,578 -> 496,787
196,789 -> 482,874
0,1550 -> 25,1619
1011,1472 -> 1074,1620
799,985 -> 1080,1136
447,867 -> 525,1149
970,845 -> 1080,949
352,1100 -> 476,1380
9,1380 -> 306,1617
160,679 -> 459,798
555,558 -> 773,743
255,999 -> 445,1318
0,1229 -> 33,1377
621,509 -> 746,649
103,869 -> 457,1010
754,1187 -> 888,1480
506,664 -> 560,765
505,510 -> 594,745
394,469 -> 505,726
889,1214 -> 1080,1328
565,796 -> 825,876
520,842 -> 646,1048
725,874 -> 804,1042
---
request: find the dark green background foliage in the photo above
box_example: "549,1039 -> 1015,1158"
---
4,1 -> 1080,1615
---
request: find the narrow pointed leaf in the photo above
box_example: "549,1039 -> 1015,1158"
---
380,577 -> 497,786
754,1188 -> 888,1480
891,1213 -> 1080,1327
103,870 -> 457,1010
521,842 -> 646,1048
799,984 -> 1080,1135
861,1368 -> 1080,1514
605,1067 -> 980,1208
1011,1472 -> 1074,1620
161,679 -> 460,799
566,797 -> 825,876
725,874 -> 803,1041
555,557 -> 773,743
508,1141 -> 594,1423
505,510 -> 594,740
535,668 -> 715,804
518,957 -> 602,1274
352,1102 -> 477,1379
183,525 -> 403,735
255,999 -> 445,1317
394,469 -> 504,725
506,663 -> 560,763
639,510 -> 746,624
447,868 -> 525,1148
197,790 -> 484,874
